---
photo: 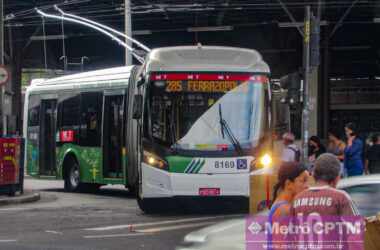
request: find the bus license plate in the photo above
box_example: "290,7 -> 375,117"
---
199,188 -> 220,196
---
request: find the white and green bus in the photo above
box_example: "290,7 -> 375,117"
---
24,46 -> 285,212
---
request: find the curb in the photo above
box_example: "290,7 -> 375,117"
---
0,192 -> 41,206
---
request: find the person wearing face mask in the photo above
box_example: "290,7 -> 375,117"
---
343,122 -> 364,177
308,136 -> 326,164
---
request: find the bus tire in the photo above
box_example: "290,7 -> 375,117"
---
64,159 -> 81,192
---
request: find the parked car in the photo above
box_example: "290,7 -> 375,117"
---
177,175 -> 380,250
337,174 -> 380,217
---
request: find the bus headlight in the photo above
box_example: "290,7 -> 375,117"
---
260,154 -> 272,168
250,153 -> 273,171
143,151 -> 169,170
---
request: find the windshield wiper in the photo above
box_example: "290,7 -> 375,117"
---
218,104 -> 244,155
169,103 -> 178,153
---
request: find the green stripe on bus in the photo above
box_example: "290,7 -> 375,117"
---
188,159 -> 201,173
193,159 -> 206,174
166,156 -> 193,173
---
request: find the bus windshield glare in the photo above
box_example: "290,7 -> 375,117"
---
148,73 -> 269,152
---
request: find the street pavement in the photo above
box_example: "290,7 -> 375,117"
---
0,178 -> 245,250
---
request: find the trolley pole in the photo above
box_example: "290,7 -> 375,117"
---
125,0 -> 133,65
302,6 -> 311,163
0,0 -> 4,136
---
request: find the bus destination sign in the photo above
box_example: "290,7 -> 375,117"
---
166,80 -> 237,93
151,73 -> 268,93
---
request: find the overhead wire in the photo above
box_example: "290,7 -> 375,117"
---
5,0 -> 92,20
35,8 -> 145,64
7,1 -> 378,23
5,1 -> 378,31
54,5 -> 150,52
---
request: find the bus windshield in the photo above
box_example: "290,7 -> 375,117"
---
148,73 -> 269,153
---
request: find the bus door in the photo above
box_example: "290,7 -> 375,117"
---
39,98 -> 57,176
103,92 -> 124,178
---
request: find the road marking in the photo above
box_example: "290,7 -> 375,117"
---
0,207 -> 27,212
0,239 -> 17,243
84,215 -> 241,231
45,230 -> 63,235
83,233 -> 152,239
135,221 -> 214,233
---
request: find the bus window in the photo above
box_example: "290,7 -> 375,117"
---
148,74 -> 268,153
62,95 -> 80,127
58,94 -> 80,144
28,95 -> 40,127
27,95 -> 41,176
79,92 -> 103,147
103,95 -> 124,178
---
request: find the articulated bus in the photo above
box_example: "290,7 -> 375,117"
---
24,46 -> 287,212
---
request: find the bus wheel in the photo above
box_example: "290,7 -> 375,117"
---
64,161 -> 81,192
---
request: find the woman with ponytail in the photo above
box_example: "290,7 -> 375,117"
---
267,162 -> 309,250
270,162 -> 309,218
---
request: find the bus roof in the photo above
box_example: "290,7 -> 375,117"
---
27,66 -> 134,93
27,46 -> 270,94
146,46 -> 270,74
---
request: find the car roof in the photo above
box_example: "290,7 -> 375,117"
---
337,174 -> 380,189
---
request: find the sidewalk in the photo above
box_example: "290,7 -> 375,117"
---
0,190 -> 40,206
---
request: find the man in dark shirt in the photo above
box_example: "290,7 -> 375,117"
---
365,134 -> 380,174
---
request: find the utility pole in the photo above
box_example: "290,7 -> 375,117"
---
0,0 -> 4,136
125,0 -> 132,65
302,6 -> 311,163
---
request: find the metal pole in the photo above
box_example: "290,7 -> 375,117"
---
322,33 -> 330,139
302,6 -> 311,163
125,0 -> 133,65
0,0 -> 5,136
61,16 -> 67,71
42,17 -> 48,71
277,0 -> 304,38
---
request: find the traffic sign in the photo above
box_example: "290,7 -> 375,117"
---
0,66 -> 9,86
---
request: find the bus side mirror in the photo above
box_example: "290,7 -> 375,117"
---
133,94 -> 143,119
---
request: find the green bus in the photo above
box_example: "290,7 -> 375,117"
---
24,46 -> 286,212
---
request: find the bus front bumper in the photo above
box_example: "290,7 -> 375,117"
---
141,163 -> 249,198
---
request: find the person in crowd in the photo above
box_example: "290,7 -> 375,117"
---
290,153 -> 359,250
270,162 -> 309,217
308,136 -> 326,163
327,130 -> 346,176
291,153 -> 358,216
365,133 -> 380,174
281,132 -> 301,163
327,130 -> 346,161
344,122 -> 364,177
268,162 -> 309,250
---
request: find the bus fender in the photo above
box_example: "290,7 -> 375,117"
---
58,149 -> 81,179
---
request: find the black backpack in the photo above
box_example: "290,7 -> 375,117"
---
288,146 -> 301,162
